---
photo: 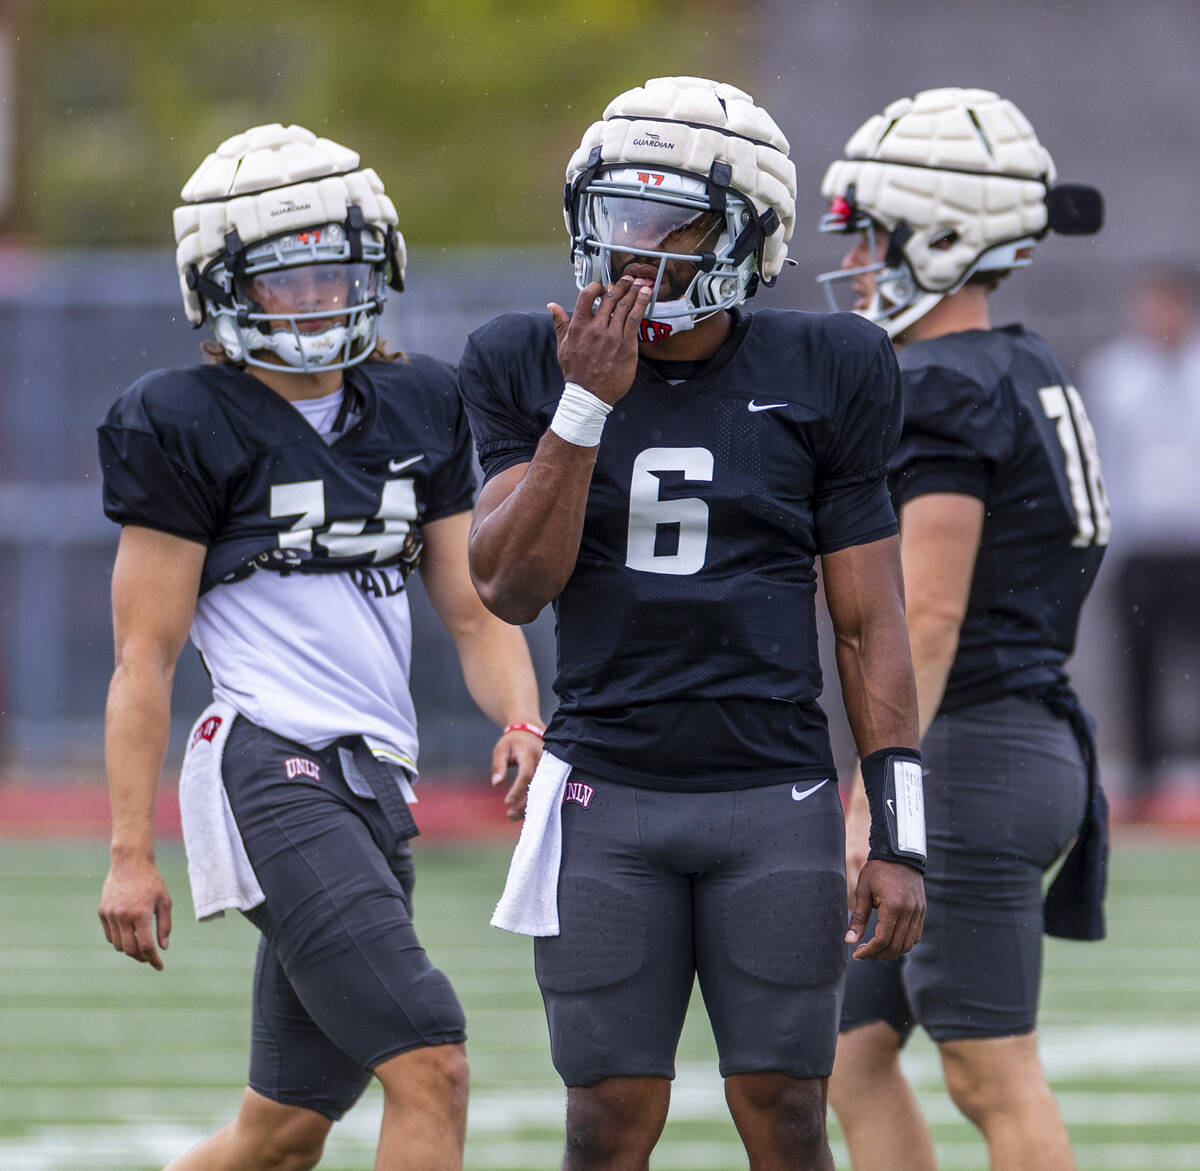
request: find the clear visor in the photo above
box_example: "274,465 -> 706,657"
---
236,262 -> 378,330
591,195 -> 723,262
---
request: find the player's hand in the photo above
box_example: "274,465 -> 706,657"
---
548,277 -> 652,405
491,727 -> 543,821
845,859 -> 924,961
98,854 -> 173,971
844,773 -> 871,902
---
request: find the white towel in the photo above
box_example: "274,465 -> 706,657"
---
178,700 -> 265,921
491,751 -> 571,936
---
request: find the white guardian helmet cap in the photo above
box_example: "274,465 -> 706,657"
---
565,76 -> 796,340
817,88 -> 1102,337
174,123 -> 406,372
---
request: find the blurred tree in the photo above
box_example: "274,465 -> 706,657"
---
25,0 -> 746,247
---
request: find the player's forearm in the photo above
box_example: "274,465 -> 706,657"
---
894,493 -> 981,739
823,537 -> 919,755
452,616 -> 543,731
104,658 -> 176,860
907,612 -> 961,742
835,611 -> 920,756
469,431 -> 599,624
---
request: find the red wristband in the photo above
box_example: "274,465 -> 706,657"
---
503,722 -> 544,739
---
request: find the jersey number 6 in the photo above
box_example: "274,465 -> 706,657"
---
625,447 -> 714,576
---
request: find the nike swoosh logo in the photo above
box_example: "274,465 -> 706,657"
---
791,779 -> 829,802
886,798 -> 896,817
388,455 -> 423,473
748,400 -> 788,412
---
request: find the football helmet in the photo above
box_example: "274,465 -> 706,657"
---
565,76 -> 796,339
174,123 -> 406,372
817,88 -> 1102,337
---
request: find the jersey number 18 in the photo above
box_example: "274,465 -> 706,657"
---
1038,384 -> 1111,548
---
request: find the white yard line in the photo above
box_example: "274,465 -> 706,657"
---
5,1023 -> 1200,1170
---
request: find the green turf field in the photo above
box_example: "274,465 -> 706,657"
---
2,836 -> 1199,1170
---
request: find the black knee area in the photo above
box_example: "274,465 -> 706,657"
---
732,1074 -> 828,1162
775,1084 -> 828,1156
564,1083 -> 663,1166
565,1112 -> 618,1165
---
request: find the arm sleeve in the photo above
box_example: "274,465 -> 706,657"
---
456,335 -> 542,482
98,424 -> 219,543
422,386 -> 479,523
813,336 -> 903,554
890,363 -> 1014,508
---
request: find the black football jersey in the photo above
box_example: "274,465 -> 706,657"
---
890,325 -> 1109,712
99,358 -> 476,594
458,308 -> 902,789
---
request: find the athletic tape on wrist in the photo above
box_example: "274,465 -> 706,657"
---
861,746 -> 927,873
550,381 -> 612,447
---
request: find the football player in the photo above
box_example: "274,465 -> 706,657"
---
96,123 -> 543,1171
457,77 -> 926,1170
817,88 -> 1108,1170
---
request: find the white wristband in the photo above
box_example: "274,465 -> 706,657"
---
550,381 -> 612,447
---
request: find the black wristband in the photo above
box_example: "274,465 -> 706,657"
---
861,746 -> 926,874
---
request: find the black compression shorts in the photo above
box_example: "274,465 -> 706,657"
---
220,717 -> 466,1118
840,695 -> 1087,1042
534,767 -> 847,1086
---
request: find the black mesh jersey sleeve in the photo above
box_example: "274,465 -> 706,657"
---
891,349 -> 1016,508
390,356 -> 478,522
98,372 -> 221,543
457,313 -> 561,482
812,333 -> 902,554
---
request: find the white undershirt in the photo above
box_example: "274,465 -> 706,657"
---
187,386 -> 420,774
289,386 -> 346,439
190,569 -> 419,772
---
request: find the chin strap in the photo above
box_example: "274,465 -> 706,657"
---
638,299 -> 697,343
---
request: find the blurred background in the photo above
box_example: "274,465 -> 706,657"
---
2,3 -> 1200,1169
1,0 -> 1199,808
3,0 -> 1200,810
